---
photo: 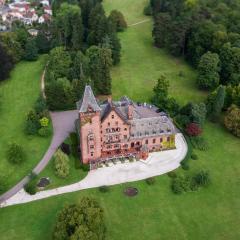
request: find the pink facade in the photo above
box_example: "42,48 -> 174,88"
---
77,86 -> 176,164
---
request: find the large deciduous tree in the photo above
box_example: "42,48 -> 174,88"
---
53,197 -> 106,240
197,51 -> 220,90
108,10 -> 127,32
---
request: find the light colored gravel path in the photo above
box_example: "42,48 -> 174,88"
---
0,133 -> 187,208
0,110 -> 79,205
128,19 -> 151,27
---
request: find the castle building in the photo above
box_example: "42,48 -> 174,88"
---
77,85 -> 177,164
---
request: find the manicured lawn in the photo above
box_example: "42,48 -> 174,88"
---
0,56 -> 52,192
103,0 -> 206,105
0,1 -> 240,240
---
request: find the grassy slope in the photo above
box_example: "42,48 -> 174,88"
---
0,56 -> 52,191
105,0 -> 206,105
0,1 -> 240,240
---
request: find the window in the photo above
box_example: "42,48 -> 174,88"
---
153,139 -> 156,144
160,138 -> 163,143
167,137 -> 170,142
124,128 -> 127,131
108,122 -> 110,126
131,142 -> 134,148
112,115 -> 114,119
145,139 -> 148,144
90,152 -> 93,157
90,145 -> 94,149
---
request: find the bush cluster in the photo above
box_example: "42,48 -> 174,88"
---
54,149 -> 70,178
99,185 -> 110,193
6,142 -> 25,164
171,170 -> 210,194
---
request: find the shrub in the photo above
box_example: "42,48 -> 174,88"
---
171,175 -> 191,194
193,170 -> 211,187
7,142 -> 25,164
191,153 -> 198,160
80,163 -> 90,172
186,123 -> 202,136
99,185 -> 110,193
70,132 -> 79,158
181,160 -> 190,170
190,136 -> 209,151
38,127 -> 51,137
39,117 -> 49,127
146,177 -> 156,185
25,119 -> 39,135
53,197 -> 106,240
60,142 -> 71,155
54,149 -> 70,178
24,172 -> 37,195
224,104 -> 240,137
167,171 -> 177,178
34,95 -> 47,114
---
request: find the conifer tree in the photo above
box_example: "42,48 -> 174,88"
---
209,85 -> 226,122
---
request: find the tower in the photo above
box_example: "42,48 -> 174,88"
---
77,86 -> 102,164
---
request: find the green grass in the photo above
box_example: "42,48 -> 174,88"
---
0,56 -> 52,192
0,1 -> 240,240
104,0 -> 206,105
0,123 -> 240,240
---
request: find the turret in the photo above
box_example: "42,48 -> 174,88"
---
77,85 -> 102,164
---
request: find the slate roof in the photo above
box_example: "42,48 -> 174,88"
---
77,85 -> 101,113
76,85 -> 177,137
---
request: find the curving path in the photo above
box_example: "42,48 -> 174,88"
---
0,110 -> 79,204
0,133 -> 187,208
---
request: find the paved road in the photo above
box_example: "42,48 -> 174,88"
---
0,110 -> 78,204
0,134 -> 187,208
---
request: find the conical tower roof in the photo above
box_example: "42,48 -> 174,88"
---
77,85 -> 101,113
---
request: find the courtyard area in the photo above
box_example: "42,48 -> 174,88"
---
0,133 -> 187,207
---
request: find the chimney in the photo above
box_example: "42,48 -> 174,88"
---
128,104 -> 133,120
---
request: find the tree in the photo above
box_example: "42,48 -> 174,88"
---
53,197 -> 106,240
152,13 -> 171,48
24,38 -> 38,61
197,51 -> 220,90
209,85 -> 226,122
45,78 -> 74,110
219,43 -> 240,85
45,47 -> 71,81
87,46 -> 112,94
152,75 -> 169,109
6,142 -> 25,164
224,104 -> 240,137
224,84 -> 240,109
191,102 -> 207,126
36,31 -> 51,54
102,33 -> 121,65
185,123 -> 202,137
54,149 -> 70,178
108,10 -> 127,32
53,3 -> 84,49
0,44 -> 14,81
0,32 -> 24,62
